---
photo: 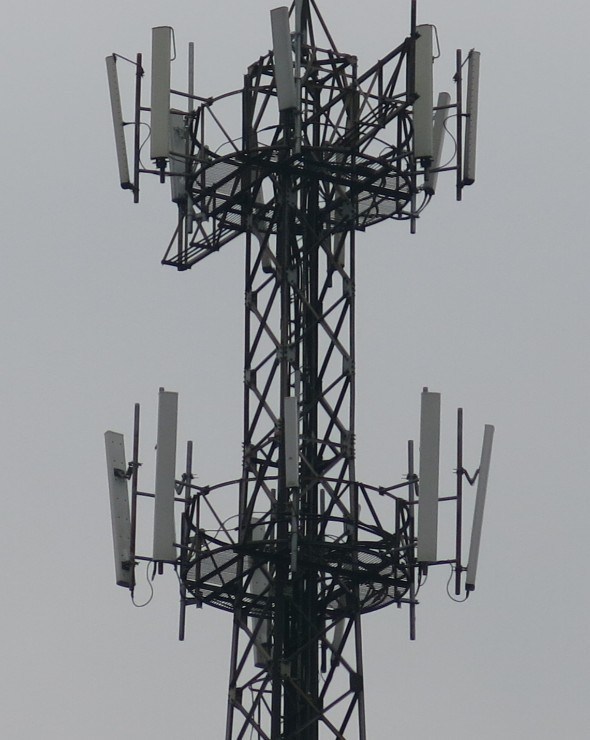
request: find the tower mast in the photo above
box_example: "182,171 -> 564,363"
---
231,6 -> 365,733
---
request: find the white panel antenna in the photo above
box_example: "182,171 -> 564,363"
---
169,111 -> 187,203
330,594 -> 347,665
333,617 -> 344,658
248,134 -> 275,273
424,91 -> 451,195
153,388 -> 178,561
417,388 -> 441,563
463,50 -> 480,186
104,431 -> 133,588
150,26 -> 173,162
105,55 -> 132,189
413,24 -> 434,160
465,424 -> 494,591
284,395 -> 299,487
249,521 -> 271,667
271,7 -> 298,111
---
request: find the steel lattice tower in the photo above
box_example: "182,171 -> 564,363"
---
105,2 -> 489,738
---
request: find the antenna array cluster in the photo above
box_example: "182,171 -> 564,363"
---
106,389 -> 493,607
105,2 -> 490,737
106,7 -> 481,265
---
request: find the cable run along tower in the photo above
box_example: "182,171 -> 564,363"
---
105,2 -> 493,738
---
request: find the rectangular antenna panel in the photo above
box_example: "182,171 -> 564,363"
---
463,51 -> 480,185
250,521 -> 269,596
153,389 -> 178,561
414,24 -> 434,160
465,424 -> 494,591
249,520 -> 271,667
331,595 -> 347,659
284,395 -> 299,487
150,26 -> 173,161
424,91 -> 451,195
105,55 -> 131,189
104,431 -> 133,588
417,389 -> 441,563
333,616 -> 345,657
169,111 -> 187,203
271,7 -> 297,111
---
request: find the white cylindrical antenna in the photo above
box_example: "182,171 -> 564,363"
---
150,26 -> 173,162
271,7 -> 298,111
284,395 -> 299,487
188,42 -> 195,114
413,24 -> 434,161
465,424 -> 494,591
105,55 -> 131,189
104,431 -> 133,588
153,388 -> 178,562
417,388 -> 441,563
463,50 -> 480,186
424,91 -> 451,195
169,111 -> 187,203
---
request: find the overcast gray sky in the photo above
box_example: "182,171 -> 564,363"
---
1,1 -> 589,738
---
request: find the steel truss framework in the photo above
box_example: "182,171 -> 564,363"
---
175,6 -> 419,737
112,1 -> 479,738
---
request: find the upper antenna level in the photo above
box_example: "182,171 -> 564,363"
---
106,5 -> 481,266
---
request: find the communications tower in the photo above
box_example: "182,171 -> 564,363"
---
105,2 -> 493,738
